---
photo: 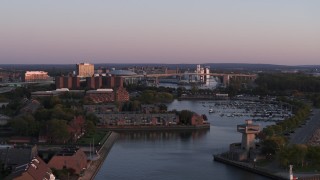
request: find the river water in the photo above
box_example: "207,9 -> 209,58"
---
95,100 -> 273,180
156,79 -> 218,90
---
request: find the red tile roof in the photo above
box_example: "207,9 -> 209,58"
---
48,148 -> 87,175
13,156 -> 55,180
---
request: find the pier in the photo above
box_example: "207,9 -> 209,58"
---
121,72 -> 256,86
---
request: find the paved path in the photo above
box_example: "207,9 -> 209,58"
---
290,109 -> 320,144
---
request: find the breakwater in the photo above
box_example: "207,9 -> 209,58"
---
213,154 -> 287,180
214,154 -> 320,180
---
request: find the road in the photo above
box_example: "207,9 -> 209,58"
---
290,109 -> 320,144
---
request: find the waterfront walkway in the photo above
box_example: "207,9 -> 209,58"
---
214,154 -> 320,180
80,132 -> 119,180
213,154 -> 288,180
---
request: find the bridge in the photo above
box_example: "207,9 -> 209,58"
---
0,73 -> 256,89
121,72 -> 257,86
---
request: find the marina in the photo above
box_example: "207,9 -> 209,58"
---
202,100 -> 293,122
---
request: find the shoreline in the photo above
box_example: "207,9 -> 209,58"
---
213,154 -> 287,180
80,131 -> 119,180
213,154 -> 320,180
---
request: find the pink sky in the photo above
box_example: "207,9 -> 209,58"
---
0,0 -> 319,65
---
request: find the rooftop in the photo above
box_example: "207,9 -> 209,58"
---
110,70 -> 136,76
25,71 -> 48,74
87,89 -> 113,93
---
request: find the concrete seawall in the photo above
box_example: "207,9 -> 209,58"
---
80,132 -> 119,180
213,154 -> 288,180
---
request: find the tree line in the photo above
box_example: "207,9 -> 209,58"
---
257,98 -> 320,170
255,73 -> 320,93
1,91 -> 97,144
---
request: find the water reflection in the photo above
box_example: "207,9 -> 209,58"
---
117,129 -> 210,143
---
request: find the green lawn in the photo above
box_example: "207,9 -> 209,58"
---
77,129 -> 110,146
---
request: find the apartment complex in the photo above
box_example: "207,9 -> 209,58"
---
85,76 -> 123,89
24,71 -> 50,82
115,87 -> 129,102
76,63 -> 94,77
85,87 -> 129,103
55,76 -> 80,89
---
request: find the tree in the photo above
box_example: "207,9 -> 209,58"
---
273,125 -> 283,135
159,104 -> 167,112
254,73 -> 320,94
10,117 -> 28,135
10,115 -> 39,136
157,92 -> 174,103
190,85 -> 198,95
262,127 -> 275,137
47,119 -> 69,144
261,136 -> 286,156
42,96 -> 61,109
306,146 -> 320,166
280,145 -> 307,167
139,90 -> 155,104
138,90 -> 173,104
177,87 -> 186,97
86,121 -> 96,134
34,108 -> 52,121
291,144 -> 308,167
131,100 -> 141,111
3,100 -> 22,116
178,110 -> 194,125
24,114 -> 39,136
278,146 -> 291,167
51,106 -> 74,121
86,113 -> 99,125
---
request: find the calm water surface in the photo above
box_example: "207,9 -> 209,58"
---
95,100 -> 272,180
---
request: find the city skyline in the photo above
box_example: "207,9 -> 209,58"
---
1,0 -> 319,65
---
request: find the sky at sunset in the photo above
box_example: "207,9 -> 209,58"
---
0,0 -> 319,65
